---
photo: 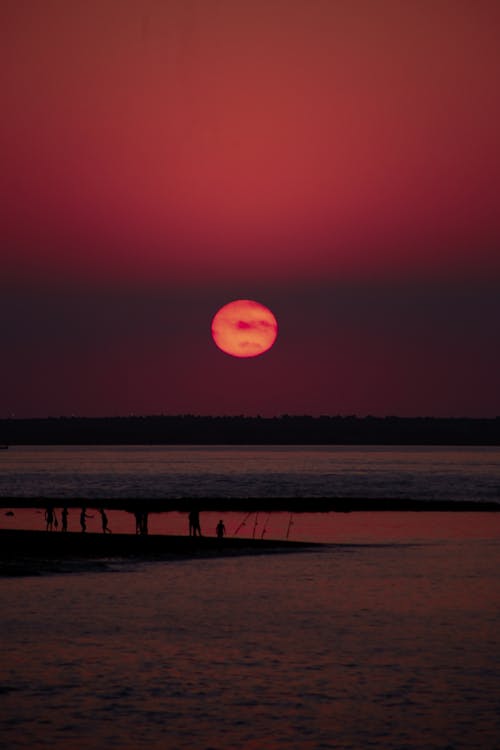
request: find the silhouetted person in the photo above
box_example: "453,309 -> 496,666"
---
135,511 -> 142,534
45,506 -> 56,532
134,511 -> 148,535
99,508 -> 112,534
80,507 -> 92,533
61,507 -> 68,532
216,519 -> 226,540
189,509 -> 202,537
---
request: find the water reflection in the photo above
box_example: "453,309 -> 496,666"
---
1,539 -> 499,749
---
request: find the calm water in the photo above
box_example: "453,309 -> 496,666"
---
1,537 -> 499,749
1,446 -> 499,748
1,445 -> 500,502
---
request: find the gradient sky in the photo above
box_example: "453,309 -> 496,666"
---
2,1 -> 499,417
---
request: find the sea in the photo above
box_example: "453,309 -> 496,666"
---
1,446 -> 499,749
1,444 -> 500,502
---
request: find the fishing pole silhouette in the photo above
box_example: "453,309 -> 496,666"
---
233,511 -> 254,536
260,512 -> 271,539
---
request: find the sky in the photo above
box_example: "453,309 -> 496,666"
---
1,0 -> 499,418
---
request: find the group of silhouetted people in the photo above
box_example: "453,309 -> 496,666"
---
44,506 -> 111,534
43,505 -> 227,540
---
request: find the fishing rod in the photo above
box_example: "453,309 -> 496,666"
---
252,512 -> 259,539
260,511 -> 271,539
232,511 -> 253,537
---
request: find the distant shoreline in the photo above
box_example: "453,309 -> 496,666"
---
1,497 -> 499,512
1,415 -> 500,445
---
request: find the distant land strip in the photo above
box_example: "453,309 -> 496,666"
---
1,497 -> 499,512
1,415 -> 500,445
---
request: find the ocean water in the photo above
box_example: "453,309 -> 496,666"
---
1,536 -> 499,749
1,446 -> 499,748
1,445 -> 500,502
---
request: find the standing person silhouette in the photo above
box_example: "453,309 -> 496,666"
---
80,507 -> 93,533
61,507 -> 68,532
216,519 -> 226,540
45,506 -> 56,532
189,509 -> 202,537
99,508 -> 112,534
134,511 -> 148,535
134,511 -> 142,534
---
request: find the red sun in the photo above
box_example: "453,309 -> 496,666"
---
211,300 -> 278,358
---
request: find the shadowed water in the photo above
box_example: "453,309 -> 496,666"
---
1,535 -> 499,749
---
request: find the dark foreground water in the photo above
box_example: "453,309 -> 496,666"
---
1,530 -> 499,750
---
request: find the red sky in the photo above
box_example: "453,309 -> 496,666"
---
1,1 -> 500,417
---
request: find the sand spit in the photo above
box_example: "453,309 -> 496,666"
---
0,529 -> 321,576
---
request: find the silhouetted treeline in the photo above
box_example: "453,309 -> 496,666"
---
1,415 -> 500,445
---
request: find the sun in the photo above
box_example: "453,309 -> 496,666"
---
211,300 -> 278,358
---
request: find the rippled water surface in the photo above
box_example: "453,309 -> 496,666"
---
1,536 -> 499,749
2,446 -> 499,748
1,445 -> 500,501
